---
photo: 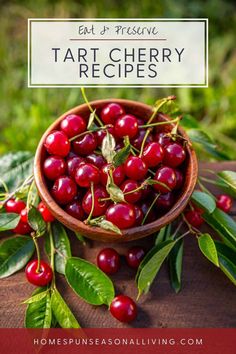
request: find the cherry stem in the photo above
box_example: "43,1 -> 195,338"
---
32,236 -> 41,273
69,125 -> 110,142
181,213 -> 201,236
139,128 -> 151,157
147,95 -> 176,124
197,179 -> 215,198
0,178 -> 9,194
141,193 -> 160,225
86,183 -> 95,223
140,116 -> 180,129
81,87 -> 103,127
1,174 -> 34,206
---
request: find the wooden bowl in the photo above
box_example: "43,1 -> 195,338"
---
34,99 -> 198,243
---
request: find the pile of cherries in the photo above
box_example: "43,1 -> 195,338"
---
43,102 -> 188,229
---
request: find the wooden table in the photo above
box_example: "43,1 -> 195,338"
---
0,162 -> 236,328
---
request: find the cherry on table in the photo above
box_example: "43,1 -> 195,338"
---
38,201 -> 55,222
72,133 -> 97,156
60,114 -> 86,138
97,248 -> 120,275
124,156 -> 148,180
185,210 -> 204,228
75,163 -> 100,188
120,179 -> 142,203
105,203 -> 135,229
100,163 -> 125,186
20,208 -> 28,223
67,156 -> 85,179
43,156 -> 66,181
110,295 -> 137,323
5,199 -> 26,214
65,200 -> 85,220
163,142 -> 186,167
25,260 -> 53,286
101,103 -> 125,125
114,114 -> 138,139
153,166 -> 177,193
142,142 -> 164,167
51,176 -> 77,205
44,131 -> 70,157
126,247 -> 145,269
82,186 -> 109,217
216,194 -> 233,213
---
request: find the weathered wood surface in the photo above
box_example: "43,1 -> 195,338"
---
0,162 -> 235,328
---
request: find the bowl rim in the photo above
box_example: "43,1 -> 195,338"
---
34,98 -> 198,242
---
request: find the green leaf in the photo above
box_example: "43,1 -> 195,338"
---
203,209 -> 236,250
87,110 -> 96,130
74,231 -> 86,245
0,212 -> 20,231
28,206 -> 46,234
51,222 -> 71,274
137,240 -> 177,297
187,129 -> 216,149
25,287 -> 52,328
89,217 -> 122,235
0,151 -> 34,192
106,181 -> 125,203
155,224 -> 172,245
0,236 -> 35,278
65,257 -> 115,306
198,233 -> 219,267
169,239 -> 184,293
113,144 -> 131,167
23,290 -> 49,304
191,191 -> 216,214
101,131 -> 116,163
214,241 -> 236,286
27,181 -> 39,209
51,288 -> 80,328
181,114 -> 200,129
217,171 -> 236,195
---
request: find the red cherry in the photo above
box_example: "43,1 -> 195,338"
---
82,186 -> 109,217
100,164 -> 125,186
126,247 -> 145,269
75,163 -> 100,188
51,176 -> 77,205
175,169 -> 184,190
163,143 -> 186,167
86,153 -> 106,169
38,202 -> 55,222
120,180 -> 142,203
72,133 -> 97,156
216,194 -> 233,213
114,114 -> 138,139
65,200 -> 85,220
95,127 -> 115,145
133,205 -> 144,226
20,208 -> 28,223
139,201 -> 156,224
142,142 -> 164,167
153,166 -> 177,193
67,156 -> 85,179
110,295 -> 137,323
43,156 -> 66,181
156,192 -> 175,211
124,156 -> 148,180
155,132 -> 172,147
131,129 -> 153,149
60,114 -> 86,138
97,248 -> 120,274
105,203 -> 135,229
101,103 -> 125,125
5,199 -> 26,214
185,210 -> 204,228
25,260 -> 53,286
13,220 -> 32,235
44,131 -> 70,157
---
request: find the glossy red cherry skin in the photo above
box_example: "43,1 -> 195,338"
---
105,203 -> 135,229
100,164 -> 125,186
75,163 -> 100,188
153,166 -> 177,193
20,208 -> 28,223
97,248 -> 120,274
95,127 -> 115,145
60,114 -> 86,138
51,176 -> 77,205
72,133 -> 97,156
65,200 -> 85,220
120,180 -> 142,203
216,194 -> 233,213
101,103 -> 125,125
155,132 -> 172,147
44,131 -> 70,157
163,143 -> 186,167
13,220 -> 32,235
139,201 -> 156,224
114,114 -> 138,139
38,202 -> 55,222
86,153 -> 106,169
131,129 -> 153,150
43,156 -> 66,180
156,192 -> 175,211
175,169 -> 184,190
82,186 -> 109,217
25,260 -> 53,286
142,142 -> 164,167
5,199 -> 26,214
67,156 -> 85,179
126,247 -> 145,269
185,210 -> 204,228
133,205 -> 144,226
110,295 -> 137,323
124,156 -> 148,180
